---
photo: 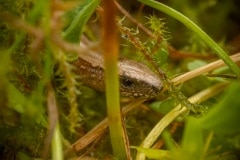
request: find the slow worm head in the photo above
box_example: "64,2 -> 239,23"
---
73,37 -> 163,98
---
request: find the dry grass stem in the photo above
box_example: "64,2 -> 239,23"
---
172,52 -> 240,85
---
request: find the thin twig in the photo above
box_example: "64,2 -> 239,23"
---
114,0 -> 153,38
64,99 -> 146,157
172,52 -> 240,85
114,1 -> 214,60
42,84 -> 59,160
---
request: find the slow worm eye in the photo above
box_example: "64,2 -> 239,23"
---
121,78 -> 134,88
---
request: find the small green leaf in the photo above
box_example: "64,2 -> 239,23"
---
149,98 -> 176,114
8,84 -> 26,113
187,60 -> 207,71
16,152 -> 32,160
154,47 -> 169,66
132,146 -> 171,159
198,82 -> 240,134
63,0 -> 100,42
180,118 -> 204,160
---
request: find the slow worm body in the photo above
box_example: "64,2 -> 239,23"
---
72,36 -> 163,98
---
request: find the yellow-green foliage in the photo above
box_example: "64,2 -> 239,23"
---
1,0 -> 240,159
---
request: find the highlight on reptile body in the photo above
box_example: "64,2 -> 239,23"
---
0,0 -> 240,160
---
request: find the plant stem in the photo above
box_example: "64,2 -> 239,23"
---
172,52 -> 240,85
138,0 -> 240,79
102,0 -> 129,159
52,122 -> 63,160
136,82 -> 228,160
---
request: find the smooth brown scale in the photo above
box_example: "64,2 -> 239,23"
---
73,57 -> 105,92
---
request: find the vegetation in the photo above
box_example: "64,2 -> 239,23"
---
0,0 -> 240,159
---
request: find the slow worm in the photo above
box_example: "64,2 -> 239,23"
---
72,36 -> 163,98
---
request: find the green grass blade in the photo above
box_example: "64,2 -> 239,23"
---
52,122 -> 63,160
62,0 -> 100,42
138,0 -> 240,79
